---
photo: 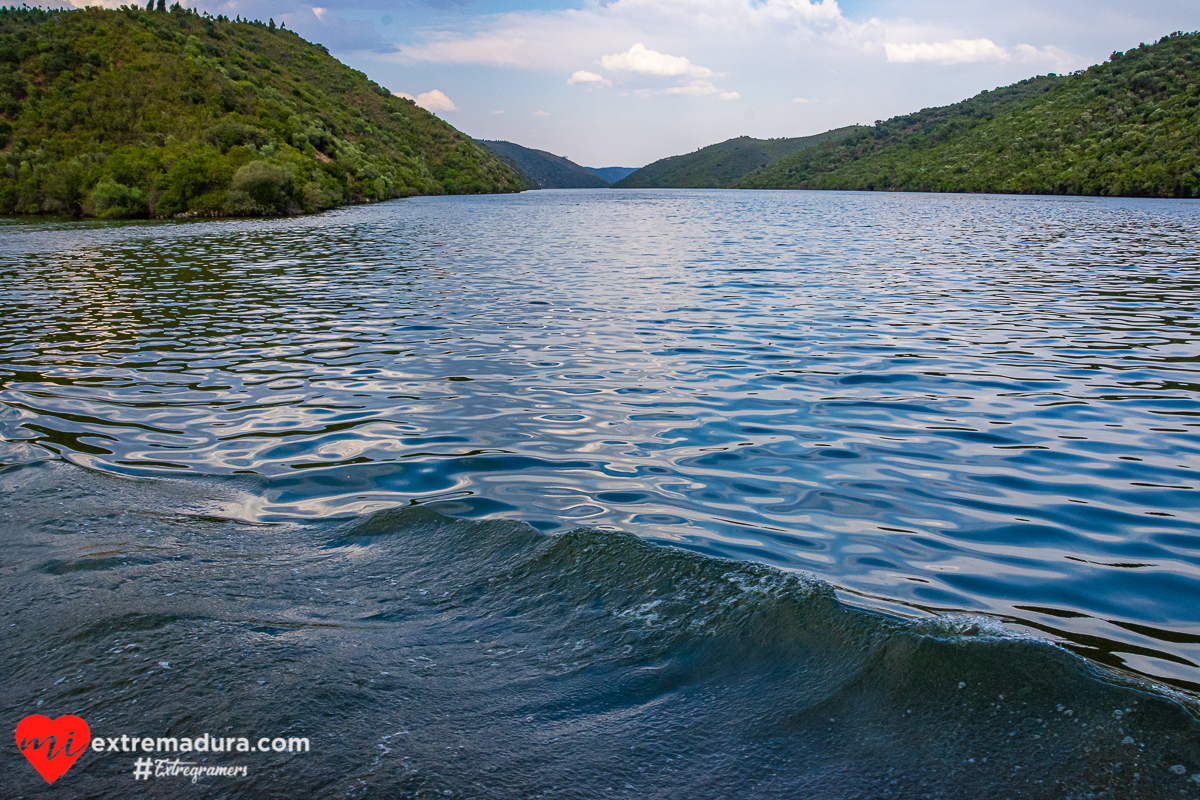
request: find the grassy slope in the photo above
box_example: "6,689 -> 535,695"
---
0,6 -> 525,218
741,32 -> 1200,197
479,140 -> 608,188
613,127 -> 863,189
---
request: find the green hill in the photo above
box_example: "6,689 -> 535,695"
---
740,32 -> 1200,197
613,128 -> 862,189
0,6 -> 526,218
478,140 -> 608,188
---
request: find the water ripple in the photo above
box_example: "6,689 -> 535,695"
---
2,190 -> 1199,690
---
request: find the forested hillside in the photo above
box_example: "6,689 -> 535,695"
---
0,6 -> 525,218
478,140 -> 607,188
741,32 -> 1200,197
613,128 -> 861,188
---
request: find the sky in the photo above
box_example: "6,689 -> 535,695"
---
69,0 -> 1200,167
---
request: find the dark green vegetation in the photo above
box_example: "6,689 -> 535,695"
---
0,6 -> 525,218
613,127 -> 862,189
741,31 -> 1200,197
479,139 -> 608,188
586,166 -> 637,183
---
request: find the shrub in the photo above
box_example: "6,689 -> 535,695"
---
226,159 -> 291,214
203,120 -> 273,153
90,178 -> 146,218
42,159 -> 88,214
299,180 -> 339,212
155,150 -> 233,215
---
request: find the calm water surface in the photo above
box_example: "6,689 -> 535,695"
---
2,188 -> 1199,698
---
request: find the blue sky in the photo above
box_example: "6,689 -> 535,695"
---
81,0 -> 1200,166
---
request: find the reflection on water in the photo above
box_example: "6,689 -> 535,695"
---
1,189 -> 1199,691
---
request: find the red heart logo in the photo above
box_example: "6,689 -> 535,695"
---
15,714 -> 91,785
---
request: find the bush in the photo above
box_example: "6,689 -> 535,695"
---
42,159 -> 88,214
155,150 -> 232,216
90,178 -> 146,218
299,180 -> 339,212
226,159 -> 291,214
203,120 -> 273,153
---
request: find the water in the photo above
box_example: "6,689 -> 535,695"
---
2,189 -> 1200,796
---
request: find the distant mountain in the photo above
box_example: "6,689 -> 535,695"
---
586,166 -> 638,183
613,128 -> 863,189
740,31 -> 1200,197
478,140 -> 608,189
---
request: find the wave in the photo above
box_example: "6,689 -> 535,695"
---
2,461 -> 1198,798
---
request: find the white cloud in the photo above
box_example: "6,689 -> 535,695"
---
884,38 -> 1009,64
387,0 -> 866,73
381,0 -> 985,115
601,43 -> 714,79
1013,44 -> 1077,71
492,110 -> 506,115
568,70 -> 612,87
533,111 -> 550,116
793,97 -> 811,103
759,0 -> 844,23
396,89 -> 458,113
587,43 -> 736,100
397,33 -> 542,69
312,0 -> 1100,87
637,79 -> 718,97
